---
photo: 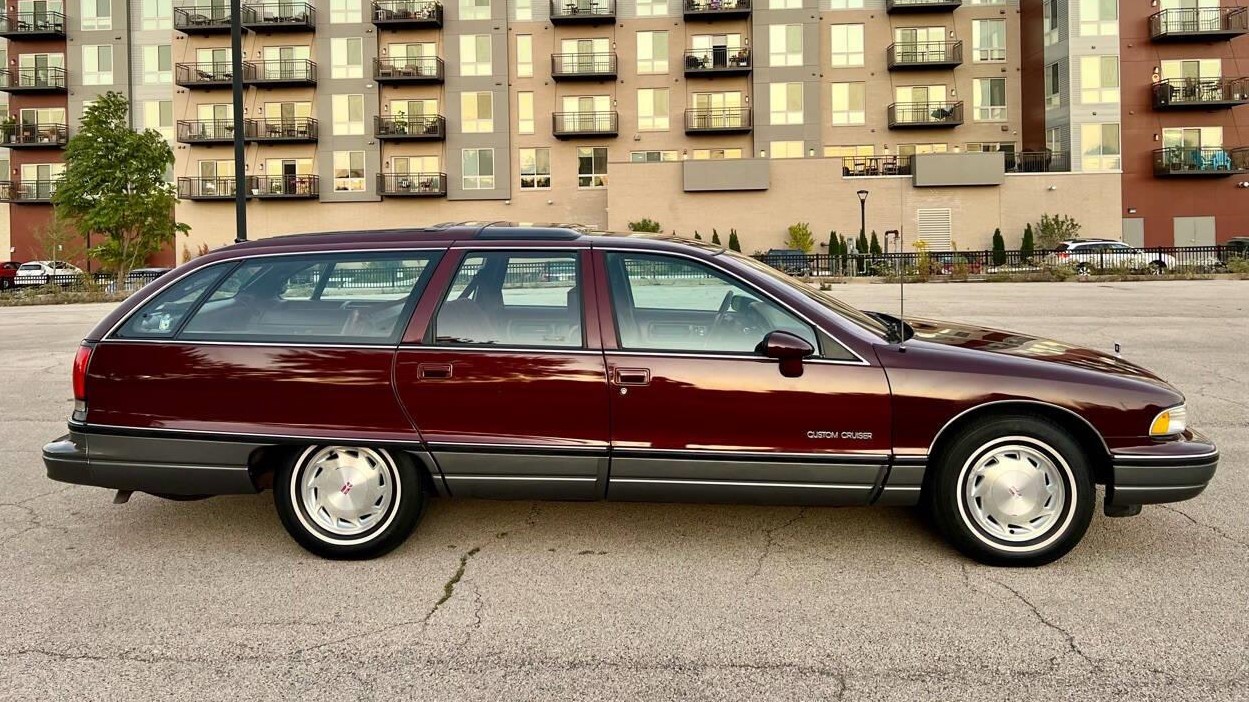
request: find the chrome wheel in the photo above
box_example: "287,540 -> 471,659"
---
296,446 -> 397,538
959,441 -> 1067,543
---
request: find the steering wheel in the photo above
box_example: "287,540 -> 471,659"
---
707,290 -> 737,344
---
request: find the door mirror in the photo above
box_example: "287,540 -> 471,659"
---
756,330 -> 815,378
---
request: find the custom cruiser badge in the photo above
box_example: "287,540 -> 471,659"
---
807,430 -> 873,440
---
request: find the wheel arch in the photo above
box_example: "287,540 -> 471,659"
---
246,442 -> 444,496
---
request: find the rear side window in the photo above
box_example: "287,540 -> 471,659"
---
115,265 -> 230,339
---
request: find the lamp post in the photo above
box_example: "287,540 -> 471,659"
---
856,189 -> 869,248
230,0 -> 247,243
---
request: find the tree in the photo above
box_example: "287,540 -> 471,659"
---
991,228 -> 1006,266
53,92 -> 187,279
869,230 -> 882,255
1021,223 -> 1035,260
785,222 -> 815,253
1034,213 -> 1081,249
711,229 -> 722,245
694,231 -> 702,240
627,217 -> 662,233
728,229 -> 741,252
34,214 -> 86,264
857,231 -> 870,254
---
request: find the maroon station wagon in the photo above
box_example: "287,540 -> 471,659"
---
43,224 -> 1218,566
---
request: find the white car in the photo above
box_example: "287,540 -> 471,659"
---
1049,240 -> 1177,275
14,260 -> 84,287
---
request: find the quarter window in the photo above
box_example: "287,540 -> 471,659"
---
433,252 -> 582,348
115,266 -> 230,339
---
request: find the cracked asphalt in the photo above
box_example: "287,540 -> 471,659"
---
1,280 -> 1246,700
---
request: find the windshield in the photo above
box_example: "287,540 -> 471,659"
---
722,249 -> 892,339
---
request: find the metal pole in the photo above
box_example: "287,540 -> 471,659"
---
230,0 -> 247,243
859,199 -> 866,244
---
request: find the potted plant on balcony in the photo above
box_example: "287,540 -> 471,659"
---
393,110 -> 409,135
0,116 -> 17,144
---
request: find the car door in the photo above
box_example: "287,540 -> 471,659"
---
596,249 -> 893,506
393,248 -> 610,500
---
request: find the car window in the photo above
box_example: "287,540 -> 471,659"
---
18,263 -> 41,271
115,265 -> 231,339
178,252 -> 439,344
1054,243 -> 1069,252
605,252 -> 819,354
431,251 -> 582,348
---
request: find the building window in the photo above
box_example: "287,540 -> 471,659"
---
1045,63 -> 1061,107
332,94 -> 364,135
330,0 -> 361,23
331,38 -> 363,79
143,45 -> 172,84
81,0 -> 110,29
770,141 -> 804,159
637,31 -> 668,74
577,147 -> 608,188
973,78 -> 1007,121
830,25 -> 864,68
519,147 -> 551,189
1160,59 -> 1222,81
514,0 -> 531,20
637,88 -> 669,131
141,0 -> 171,29
461,35 -> 492,76
630,151 -> 678,162
516,35 -> 533,77
1080,55 -> 1119,104
770,0 -> 799,8
143,100 -> 174,138
333,151 -> 365,192
462,148 -> 495,190
972,20 -> 1006,62
83,46 -> 113,85
830,0 -> 863,8
1080,123 -> 1120,171
824,145 -> 874,158
460,0 -> 489,20
1047,127 -> 1063,155
1079,0 -> 1117,37
517,92 -> 534,134
830,82 -> 865,125
692,149 -> 742,160
636,0 -> 667,15
769,24 -> 803,67
966,142 -> 1015,155
769,82 -> 803,125
461,92 -> 494,133
968,0 -> 1005,4
1043,0 -> 1060,45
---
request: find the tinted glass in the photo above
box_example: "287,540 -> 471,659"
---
179,253 -> 438,344
433,251 -> 582,347
115,265 -> 230,338
606,253 -> 819,354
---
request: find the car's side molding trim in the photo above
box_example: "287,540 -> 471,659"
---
428,441 -> 610,455
610,478 -> 875,490
71,422 -> 430,447
614,446 -> 890,463
926,399 -> 1111,456
606,350 -> 868,366
1113,450 -> 1219,462
443,475 -> 596,482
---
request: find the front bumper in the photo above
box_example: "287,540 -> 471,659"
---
1108,431 -> 1218,506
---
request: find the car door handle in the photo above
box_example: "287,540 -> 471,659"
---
418,363 -> 453,380
614,368 -> 651,386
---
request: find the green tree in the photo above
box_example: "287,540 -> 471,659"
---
785,222 -> 815,253
728,229 -> 741,252
991,228 -> 1006,266
1033,213 -> 1081,249
869,230 -> 881,255
857,231 -> 869,254
627,217 -> 662,233
1021,223 -> 1035,260
694,231 -> 702,240
711,229 -> 722,245
53,92 -> 187,279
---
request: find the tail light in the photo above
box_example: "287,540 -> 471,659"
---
1057,252 -> 1069,259
72,343 -> 93,421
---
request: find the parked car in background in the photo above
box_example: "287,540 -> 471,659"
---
0,261 -> 22,290
14,261 -> 84,287
1047,240 -> 1177,275
759,248 -> 811,276
1224,237 -> 1249,260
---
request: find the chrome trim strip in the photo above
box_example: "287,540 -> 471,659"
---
605,350 -> 866,366
1113,450 -> 1219,461
1114,483 -> 1209,491
428,441 -> 610,452
611,478 -> 874,490
879,486 -> 922,491
926,400 -> 1112,456
98,339 -> 398,350
73,422 -> 427,446
616,446 -> 888,461
398,345 -> 603,356
442,475 -> 596,482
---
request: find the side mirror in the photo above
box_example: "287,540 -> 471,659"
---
756,330 -> 815,378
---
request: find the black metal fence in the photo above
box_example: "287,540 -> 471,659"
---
2,269 -> 169,293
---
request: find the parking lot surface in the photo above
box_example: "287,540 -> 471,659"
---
1,280 -> 1246,701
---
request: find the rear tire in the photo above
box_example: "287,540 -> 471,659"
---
927,416 -> 1094,567
1149,261 -> 1167,275
275,445 -> 425,559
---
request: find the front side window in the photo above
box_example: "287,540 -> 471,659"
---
577,146 -> 607,188
433,252 -> 582,348
462,148 -> 495,190
605,253 -> 818,354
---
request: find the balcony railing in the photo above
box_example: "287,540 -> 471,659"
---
375,115 -> 446,140
246,59 -> 316,86
0,10 -> 66,38
2,123 -> 68,148
242,2 -> 315,31
888,101 -> 963,128
839,151 -> 1071,177
552,111 -> 618,138
174,5 -> 234,34
1153,147 -> 1249,177
1153,77 -> 1249,110
252,117 -> 318,143
177,119 -> 258,144
0,67 -> 68,93
175,62 -> 257,89
683,0 -> 750,20
253,175 -> 319,199
0,180 -> 58,203
1005,151 -> 1071,173
1150,7 -> 1248,41
373,57 -> 445,83
684,108 -> 751,134
887,41 -> 963,70
377,173 -> 447,197
549,0 -> 614,24
886,0 -> 961,14
178,177 -> 250,200
551,53 -> 618,81
841,156 -> 914,177
372,0 -> 442,27
684,47 -> 751,75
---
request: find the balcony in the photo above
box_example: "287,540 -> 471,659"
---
242,3 -> 315,32
684,47 -> 751,76
253,175 -> 319,199
1005,151 -> 1071,173
684,108 -> 751,134
0,10 -> 66,38
175,62 -> 257,89
1149,7 -> 1248,42
683,0 -> 750,21
373,57 -> 444,83
1152,77 -> 1249,110
177,119 -> 258,145
888,101 -> 963,128
375,115 -> 445,140
552,111 -> 618,139
178,177 -> 250,200
886,0 -> 961,14
372,0 -> 442,28
245,59 -> 317,87
841,156 -> 914,177
0,67 -> 67,93
377,173 -> 447,197
887,41 -> 963,70
549,0 -> 614,25
174,6 -> 234,34
1153,147 -> 1249,177
2,123 -> 68,149
551,53 -> 617,81
0,181 -> 58,203
251,117 -> 318,143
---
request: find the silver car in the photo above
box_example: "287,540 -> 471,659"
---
1049,240 -> 1177,275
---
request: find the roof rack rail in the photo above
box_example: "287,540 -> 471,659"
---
473,222 -> 589,241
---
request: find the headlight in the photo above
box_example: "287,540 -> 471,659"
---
1150,404 -> 1188,438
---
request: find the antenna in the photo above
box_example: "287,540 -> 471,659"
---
885,229 -> 903,345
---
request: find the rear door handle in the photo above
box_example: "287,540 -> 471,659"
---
418,363 -> 453,380
614,368 -> 651,386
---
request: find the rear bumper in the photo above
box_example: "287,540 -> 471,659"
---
1108,433 -> 1218,506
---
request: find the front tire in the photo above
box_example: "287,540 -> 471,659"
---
927,416 -> 1094,566
275,445 -> 425,559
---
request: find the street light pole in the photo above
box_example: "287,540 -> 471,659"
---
230,0 -> 247,243
856,189 -> 869,247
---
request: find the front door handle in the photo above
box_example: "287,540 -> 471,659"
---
418,362 -> 453,380
614,368 -> 651,386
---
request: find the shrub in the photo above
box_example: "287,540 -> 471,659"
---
1020,223 -> 1035,261
728,229 -> 742,252
711,229 -> 722,245
627,218 -> 662,233
991,228 -> 1006,266
785,222 -> 815,253
869,230 -> 881,256
694,231 -> 702,240
1034,214 -> 1080,249
857,231 -> 869,254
